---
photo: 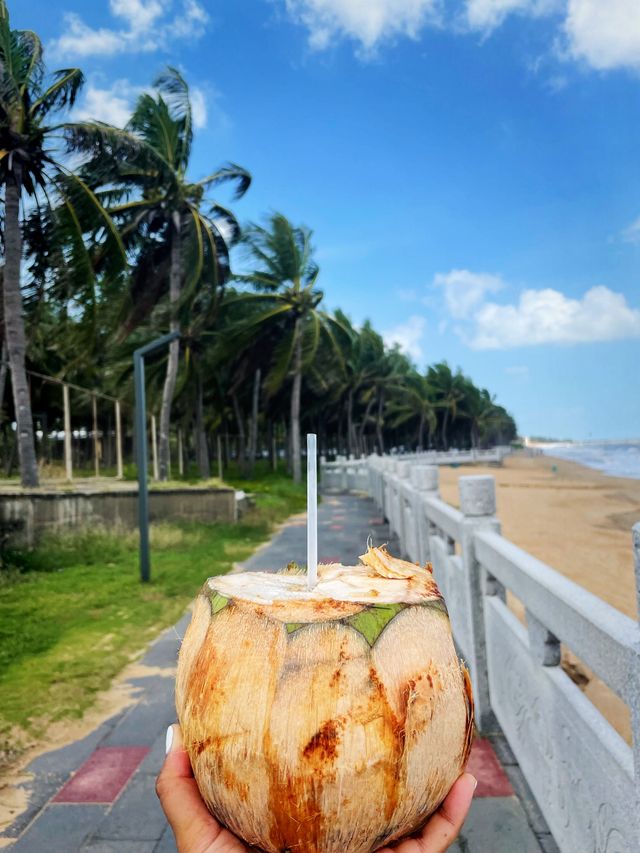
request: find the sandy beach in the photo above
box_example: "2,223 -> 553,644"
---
438,452 -> 640,742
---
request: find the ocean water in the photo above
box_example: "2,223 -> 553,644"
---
540,441 -> 640,480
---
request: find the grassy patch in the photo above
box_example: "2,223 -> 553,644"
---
0,471 -> 304,770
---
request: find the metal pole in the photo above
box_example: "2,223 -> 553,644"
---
134,350 -> 150,582
92,395 -> 99,477
134,331 -> 180,584
63,384 -> 72,481
115,399 -> 123,479
217,433 -> 223,480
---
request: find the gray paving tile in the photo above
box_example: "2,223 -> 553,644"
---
28,713 -> 125,777
94,773 -> 167,841
138,729 -> 170,777
80,841 -> 157,852
459,797 -> 542,853
0,772 -> 67,839
153,826 -> 178,853
488,733 -> 518,766
502,762 -> 550,836
11,804 -> 107,853
102,678 -> 175,748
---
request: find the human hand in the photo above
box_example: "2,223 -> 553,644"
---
157,723 -> 476,853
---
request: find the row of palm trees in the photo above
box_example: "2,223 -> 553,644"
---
0,0 -> 517,486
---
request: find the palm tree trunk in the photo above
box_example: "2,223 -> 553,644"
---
441,407 -> 450,450
418,414 -> 425,451
267,419 -> 277,472
347,389 -> 355,458
158,212 -> 182,481
290,319 -> 303,483
248,368 -> 261,478
0,338 -> 8,422
232,392 -> 247,477
376,392 -> 385,455
3,165 -> 39,487
195,375 -> 210,478
358,396 -> 375,445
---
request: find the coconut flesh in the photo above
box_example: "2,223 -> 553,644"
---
176,546 -> 474,853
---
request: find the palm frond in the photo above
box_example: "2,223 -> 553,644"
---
129,91 -> 179,171
30,67 -> 83,118
154,66 -> 192,171
197,162 -> 251,199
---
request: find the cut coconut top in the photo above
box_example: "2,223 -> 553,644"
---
205,547 -> 443,623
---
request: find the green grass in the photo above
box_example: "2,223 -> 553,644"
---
0,470 -> 304,770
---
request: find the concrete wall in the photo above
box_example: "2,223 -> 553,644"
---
0,487 -> 237,547
324,455 -> 640,853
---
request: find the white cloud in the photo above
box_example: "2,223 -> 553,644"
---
111,0 -> 165,31
72,78 -> 209,130
469,285 -> 640,349
434,268 -> 504,319
190,87 -> 207,130
283,0 -> 441,52
463,0 -> 640,72
464,0 -> 561,33
49,0 -> 209,59
564,0 -> 640,71
278,0 -> 640,74
383,315 -> 426,360
622,216 -> 640,244
72,79 -> 142,127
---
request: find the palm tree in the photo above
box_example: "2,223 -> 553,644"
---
233,213 -> 346,482
0,1 -> 124,485
427,362 -> 466,450
388,371 -> 437,451
71,68 -> 250,480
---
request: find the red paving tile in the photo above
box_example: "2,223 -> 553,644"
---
53,747 -> 149,804
466,738 -> 514,798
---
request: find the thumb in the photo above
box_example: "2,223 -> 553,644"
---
413,773 -> 477,852
156,723 -> 224,853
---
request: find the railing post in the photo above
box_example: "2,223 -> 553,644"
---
115,399 -> 124,480
394,461 -> 411,553
526,611 -> 561,665
62,383 -> 72,482
410,465 -> 439,566
459,474 -> 501,733
92,394 -> 100,478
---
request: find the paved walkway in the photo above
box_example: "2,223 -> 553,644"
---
1,493 -> 557,852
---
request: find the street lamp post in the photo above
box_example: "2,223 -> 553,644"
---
134,331 -> 180,582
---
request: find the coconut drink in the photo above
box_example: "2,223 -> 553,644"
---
175,545 -> 474,853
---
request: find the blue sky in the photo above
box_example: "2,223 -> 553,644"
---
16,0 -> 640,440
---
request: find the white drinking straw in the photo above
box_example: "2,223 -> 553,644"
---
307,433 -> 318,589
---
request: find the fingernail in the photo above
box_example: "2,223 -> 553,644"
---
165,725 -> 174,755
473,779 -> 478,792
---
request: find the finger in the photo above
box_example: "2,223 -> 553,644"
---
156,723 -> 225,853
407,773 -> 477,853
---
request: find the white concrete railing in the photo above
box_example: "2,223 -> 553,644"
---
320,447 -> 510,493
322,455 -> 640,853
